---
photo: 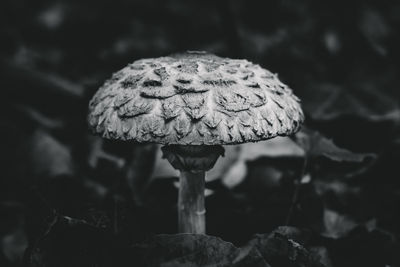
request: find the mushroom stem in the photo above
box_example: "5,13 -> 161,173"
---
162,144 -> 224,234
178,170 -> 206,234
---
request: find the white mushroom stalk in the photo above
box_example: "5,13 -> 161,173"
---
162,145 -> 224,233
88,51 -> 304,234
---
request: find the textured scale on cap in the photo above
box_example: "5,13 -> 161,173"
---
88,51 -> 304,145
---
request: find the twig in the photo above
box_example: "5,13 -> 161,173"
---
285,156 -> 308,225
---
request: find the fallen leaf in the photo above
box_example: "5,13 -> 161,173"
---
246,230 -> 325,267
132,234 -> 269,267
322,209 -> 358,239
294,127 -> 376,162
28,129 -> 74,177
26,214 -> 121,267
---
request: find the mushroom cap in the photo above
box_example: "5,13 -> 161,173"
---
88,51 -> 304,145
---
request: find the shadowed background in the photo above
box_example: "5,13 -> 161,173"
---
0,0 -> 399,266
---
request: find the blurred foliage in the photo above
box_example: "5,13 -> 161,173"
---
0,0 -> 399,266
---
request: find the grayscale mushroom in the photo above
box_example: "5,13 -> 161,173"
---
88,51 -> 304,234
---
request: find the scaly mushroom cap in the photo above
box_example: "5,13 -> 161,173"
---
88,51 -> 304,145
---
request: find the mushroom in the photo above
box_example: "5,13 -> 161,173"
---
88,51 -> 304,234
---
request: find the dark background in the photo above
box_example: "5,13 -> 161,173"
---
0,0 -> 399,266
